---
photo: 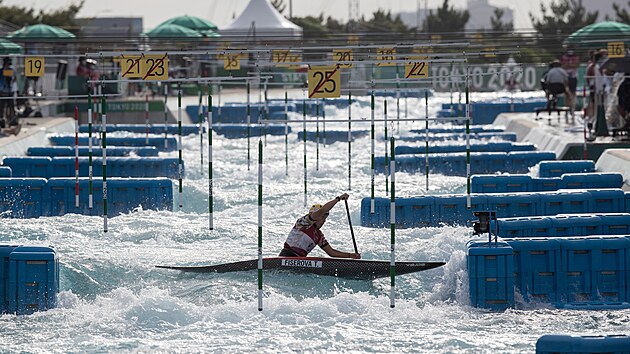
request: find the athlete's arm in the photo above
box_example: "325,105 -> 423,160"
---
321,244 -> 360,259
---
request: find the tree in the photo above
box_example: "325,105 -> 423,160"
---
361,10 -> 411,33
613,1 -> 630,23
529,0 -> 597,58
0,0 -> 84,33
290,14 -> 330,39
422,0 -> 470,33
490,8 -> 514,33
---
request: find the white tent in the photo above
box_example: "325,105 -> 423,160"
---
221,0 -> 302,40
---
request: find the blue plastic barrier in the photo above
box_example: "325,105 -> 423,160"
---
398,131 -> 517,142
0,166 -> 12,177
508,238 -> 562,302
471,175 -> 534,193
562,172 -> 623,189
597,213 -> 630,235
49,136 -> 178,152
0,178 -> 48,218
408,126 -> 504,134
28,146 -> 159,157
187,102 -> 296,124
537,160 -> 595,178
493,213 -> 630,238
3,157 -> 52,177
536,334 -> 630,354
540,190 -> 591,215
466,241 -> 515,311
79,124 -> 200,135
297,130 -> 369,143
533,177 -> 564,191
587,189 -> 626,213
0,245 -> 17,313
213,124 -> 290,138
48,177 -> 173,216
395,142 -> 535,155
6,245 -> 58,315
486,192 -> 540,218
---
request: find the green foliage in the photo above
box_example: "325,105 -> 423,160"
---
490,8 -> 513,33
529,0 -> 597,56
290,14 -> 330,38
613,1 -> 630,23
423,0 -> 470,33
361,10 -> 411,33
0,0 -> 84,32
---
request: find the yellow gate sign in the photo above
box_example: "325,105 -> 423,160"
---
404,60 -> 429,79
608,42 -> 625,58
273,50 -> 301,68
333,49 -> 353,68
141,54 -> 168,81
377,47 -> 396,66
224,54 -> 241,71
120,55 -> 142,79
308,66 -> 340,99
25,57 -> 44,77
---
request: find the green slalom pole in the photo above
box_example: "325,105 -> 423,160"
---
257,139 -> 264,311
198,88 -> 204,175
396,68 -> 400,133
101,93 -> 108,233
370,88 -> 375,214
208,91 -> 213,230
177,85 -> 183,209
88,91 -> 93,209
247,81 -> 251,171
315,99 -> 320,171
465,83 -> 472,209
425,91 -> 429,192
390,136 -> 396,308
284,91 -> 289,176
384,98 -> 389,194
348,91 -> 352,191
303,94 -> 307,207
217,81 -> 222,127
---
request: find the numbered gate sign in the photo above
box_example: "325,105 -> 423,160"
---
608,42 -> 625,58
333,49 -> 353,68
224,54 -> 241,71
308,66 -> 340,99
25,57 -> 45,77
377,47 -> 396,67
404,57 -> 429,79
120,55 -> 142,79
141,54 -> 168,81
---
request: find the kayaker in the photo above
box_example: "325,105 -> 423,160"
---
280,193 -> 361,259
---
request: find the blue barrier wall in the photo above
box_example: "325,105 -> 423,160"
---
361,189 -> 630,228
536,334 -> 630,354
471,173 -> 624,193
213,124 -> 290,138
28,146 -> 159,157
187,102 -> 296,124
297,130 -> 369,143
0,166 -> 12,177
398,131 -> 517,142
0,177 -> 172,218
4,157 -> 181,179
49,136 -> 177,152
537,160 -> 595,178
408,126 -> 504,134
467,241 -> 515,311
374,151 -> 556,176
396,142 -> 536,155
443,99 -> 547,125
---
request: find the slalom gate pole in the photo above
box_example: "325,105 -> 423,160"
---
198,87 -> 204,175
322,98 -> 326,146
404,95 -> 408,119
101,93 -> 108,233
247,81 -> 251,171
145,94 -> 149,144
208,91 -> 213,230
88,91 -> 93,209
315,99 -> 320,171
303,93 -> 307,208
370,88 -> 375,214
425,90 -> 429,192
178,85 -> 183,209
344,199 -> 358,254
284,91 -> 289,176
384,98 -> 389,194
396,70 -> 400,133
257,139 -> 264,312
465,78 -> 472,209
348,91 -> 352,191
163,83 -> 168,150
74,102 -> 79,208
390,136 -> 396,309
217,81 -> 222,127
583,85 -> 588,159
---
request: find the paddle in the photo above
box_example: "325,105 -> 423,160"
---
344,199 -> 359,254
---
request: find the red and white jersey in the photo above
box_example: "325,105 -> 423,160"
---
283,214 -> 329,257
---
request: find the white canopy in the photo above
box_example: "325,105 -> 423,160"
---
221,0 -> 302,40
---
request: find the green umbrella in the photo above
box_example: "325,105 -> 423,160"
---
199,29 -> 221,38
143,23 -> 204,38
7,23 -> 75,40
0,39 -> 23,54
564,21 -> 630,48
158,15 -> 218,32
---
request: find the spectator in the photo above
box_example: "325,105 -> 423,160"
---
0,57 -> 17,129
560,49 -> 579,116
541,60 -> 569,110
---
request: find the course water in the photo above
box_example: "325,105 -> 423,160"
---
1,91 -> 628,353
